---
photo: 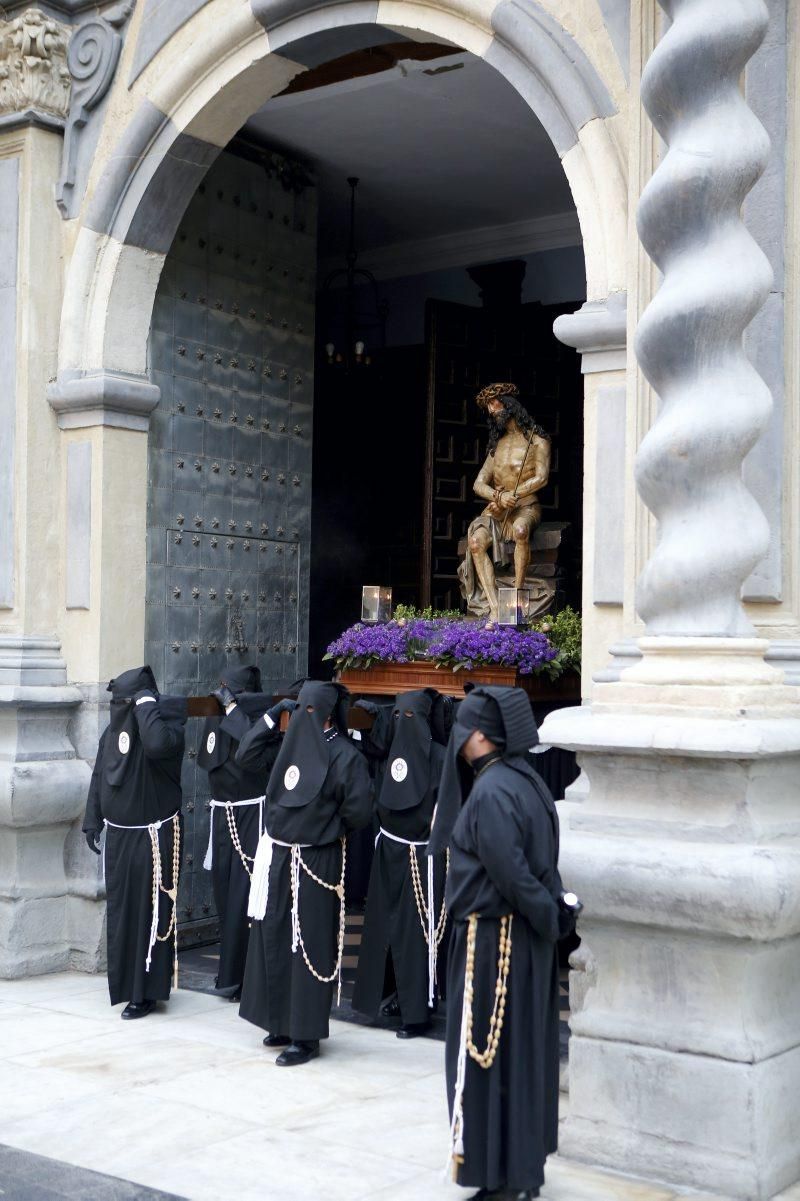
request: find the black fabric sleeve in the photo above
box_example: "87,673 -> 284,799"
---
473,786 -> 561,942
335,746 -> 374,833
234,714 -> 281,770
82,729 -> 107,833
220,705 -> 257,742
134,699 -> 187,760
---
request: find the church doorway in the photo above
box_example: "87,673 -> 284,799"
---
143,29 -> 587,944
233,33 -> 587,670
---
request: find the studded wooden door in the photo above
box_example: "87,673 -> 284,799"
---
145,149 -> 316,940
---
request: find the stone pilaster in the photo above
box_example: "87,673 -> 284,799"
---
0,639 -> 92,977
542,2 -> 800,1197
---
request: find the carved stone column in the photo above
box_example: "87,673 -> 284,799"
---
541,3 -> 800,1197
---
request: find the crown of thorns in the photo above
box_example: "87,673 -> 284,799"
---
476,382 -> 519,410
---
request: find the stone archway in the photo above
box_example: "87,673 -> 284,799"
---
48,0 -> 627,428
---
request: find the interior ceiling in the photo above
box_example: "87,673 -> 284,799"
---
243,36 -> 575,263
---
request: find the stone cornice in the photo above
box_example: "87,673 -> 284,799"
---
47,370 -> 161,430
552,290 -> 627,373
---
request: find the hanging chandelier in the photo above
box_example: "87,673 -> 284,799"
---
322,176 -> 388,370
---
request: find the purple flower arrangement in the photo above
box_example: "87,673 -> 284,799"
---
426,621 -> 558,676
324,617 -> 561,677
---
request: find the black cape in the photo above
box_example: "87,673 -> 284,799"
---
83,667 -> 187,1006
445,757 -> 564,1193
197,686 -> 278,991
236,683 -> 373,1041
352,689 -> 448,1024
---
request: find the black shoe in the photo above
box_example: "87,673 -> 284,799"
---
121,1000 -> 156,1020
468,1191 -> 539,1200
263,1033 -> 291,1048
396,1021 -> 431,1039
380,996 -> 401,1019
228,987 -> 242,1002
275,1040 -> 320,1067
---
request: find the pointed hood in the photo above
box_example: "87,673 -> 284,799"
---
197,664 -> 268,772
266,680 -> 350,809
378,689 -> 438,813
428,685 -> 539,854
104,665 -> 159,787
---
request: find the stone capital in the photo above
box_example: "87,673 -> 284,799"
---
552,290 -> 626,373
47,370 -> 161,431
0,7 -> 71,130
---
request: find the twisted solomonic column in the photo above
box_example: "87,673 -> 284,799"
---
634,0 -> 773,637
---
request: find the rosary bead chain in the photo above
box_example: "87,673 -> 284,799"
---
148,814 -> 181,986
225,803 -> 256,877
408,845 -> 449,947
290,838 -> 347,996
464,913 -> 513,1070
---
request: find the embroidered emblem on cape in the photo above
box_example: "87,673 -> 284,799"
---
118,732 -> 130,755
390,757 -> 408,782
207,732 -> 216,754
284,765 -> 300,790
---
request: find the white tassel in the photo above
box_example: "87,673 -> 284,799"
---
290,844 -> 301,953
202,806 -> 215,871
247,832 -> 273,920
145,820 -> 163,973
427,853 -> 436,1008
446,972 -> 470,1179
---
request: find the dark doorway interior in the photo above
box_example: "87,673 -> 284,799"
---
309,260 -> 584,674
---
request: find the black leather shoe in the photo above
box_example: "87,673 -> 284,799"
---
263,1033 -> 291,1048
396,1021 -> 431,1039
275,1040 -> 320,1066
380,996 -> 401,1019
468,1191 -> 539,1200
121,1000 -> 156,1020
228,987 -> 242,1002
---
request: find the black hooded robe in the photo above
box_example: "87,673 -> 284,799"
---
197,682 -> 279,992
352,691 -> 448,1026
236,684 -> 373,1042
445,758 -> 563,1194
83,668 -> 187,1007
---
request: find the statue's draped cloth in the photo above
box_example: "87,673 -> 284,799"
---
458,502 -> 552,619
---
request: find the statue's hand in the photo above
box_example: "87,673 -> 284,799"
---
499,491 -> 517,510
486,502 -> 503,518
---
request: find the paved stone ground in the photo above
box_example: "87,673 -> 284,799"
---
2,972 -> 799,1201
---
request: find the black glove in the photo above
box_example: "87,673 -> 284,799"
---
85,829 -> 102,855
212,684 -> 237,710
267,697 -> 298,723
354,699 -> 380,716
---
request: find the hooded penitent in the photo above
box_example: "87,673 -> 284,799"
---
428,685 -> 538,855
196,664 -> 265,775
265,680 -> 350,809
82,665 -> 187,1009
351,688 -> 450,1025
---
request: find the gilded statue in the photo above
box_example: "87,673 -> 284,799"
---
458,382 -> 551,621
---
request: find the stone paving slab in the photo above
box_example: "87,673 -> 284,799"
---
1,973 -> 798,1201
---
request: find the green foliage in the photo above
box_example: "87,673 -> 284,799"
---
393,603 -> 462,621
531,606 -> 582,672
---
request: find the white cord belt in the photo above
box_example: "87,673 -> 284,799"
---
103,812 -> 181,981
203,796 -> 264,873
376,827 -> 448,1008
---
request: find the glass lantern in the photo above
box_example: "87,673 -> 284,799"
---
361,585 -> 393,624
497,586 -> 531,626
